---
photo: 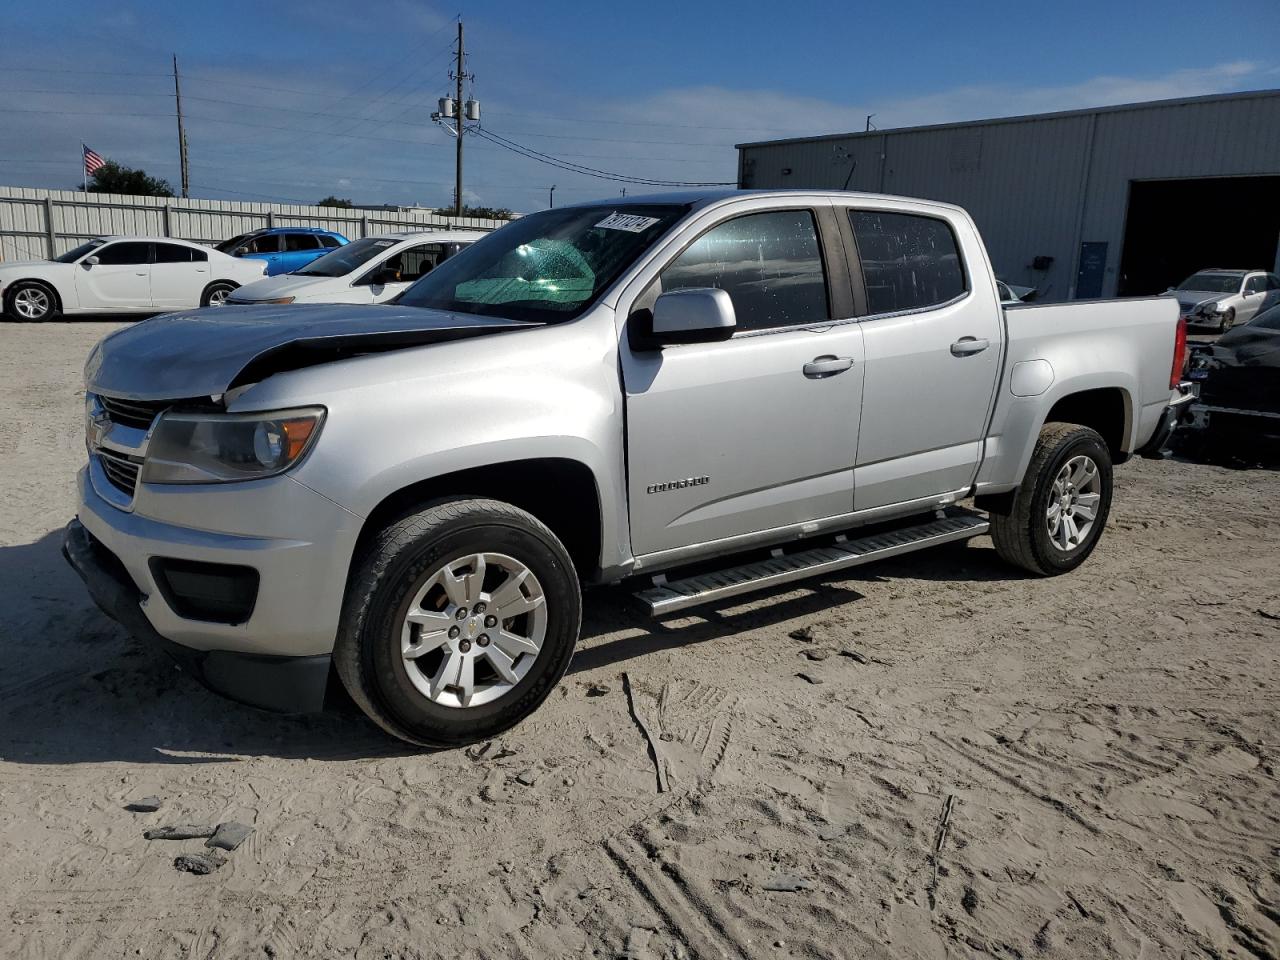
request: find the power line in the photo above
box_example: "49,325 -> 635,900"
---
472,127 -> 734,187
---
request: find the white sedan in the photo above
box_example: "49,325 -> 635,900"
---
0,236 -> 266,321
227,230 -> 485,306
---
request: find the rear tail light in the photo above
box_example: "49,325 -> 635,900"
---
1170,316 -> 1188,389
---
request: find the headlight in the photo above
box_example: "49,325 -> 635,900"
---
141,407 -> 325,484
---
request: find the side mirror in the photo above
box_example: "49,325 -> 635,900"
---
84,255 -> 99,266
366,267 -> 400,286
649,288 -> 736,344
234,246 -> 250,257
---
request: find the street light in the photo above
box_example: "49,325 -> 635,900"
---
549,185 -> 556,209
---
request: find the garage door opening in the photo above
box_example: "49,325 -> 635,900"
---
1118,176 -> 1280,297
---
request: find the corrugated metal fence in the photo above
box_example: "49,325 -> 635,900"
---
0,186 -> 511,262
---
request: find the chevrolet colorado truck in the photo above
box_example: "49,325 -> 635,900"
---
63,190 -> 1193,747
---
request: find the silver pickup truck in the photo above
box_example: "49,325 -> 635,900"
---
64,190 -> 1193,746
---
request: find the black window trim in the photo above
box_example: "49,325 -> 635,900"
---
645,205 -> 842,341
837,206 -> 972,321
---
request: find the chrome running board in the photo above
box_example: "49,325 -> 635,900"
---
634,512 -> 989,617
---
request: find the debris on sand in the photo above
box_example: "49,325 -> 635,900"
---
586,682 -> 612,697
144,824 -> 216,841
465,741 -> 493,761
801,648 -> 831,662
789,626 -> 816,642
174,852 -> 227,875
762,875 -> 813,892
1257,608 -> 1280,622
839,649 -> 869,664
796,672 -> 824,685
206,821 -> 253,852
514,770 -> 538,787
125,796 -> 161,813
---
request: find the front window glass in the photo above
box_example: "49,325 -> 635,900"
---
95,242 -> 151,266
1177,272 -> 1243,293
397,205 -> 687,323
1245,275 -> 1265,294
295,237 -> 401,277
659,209 -> 829,332
54,239 -> 105,263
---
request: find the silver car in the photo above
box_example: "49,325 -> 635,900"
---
1168,269 -> 1280,332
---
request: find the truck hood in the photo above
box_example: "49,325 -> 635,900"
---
85,302 -> 537,401
230,273 -> 340,301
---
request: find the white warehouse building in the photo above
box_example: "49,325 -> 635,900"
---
736,89 -> 1280,302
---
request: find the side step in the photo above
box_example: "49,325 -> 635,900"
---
634,512 -> 989,617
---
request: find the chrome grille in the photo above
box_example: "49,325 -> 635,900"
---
97,448 -> 142,497
98,395 -> 172,431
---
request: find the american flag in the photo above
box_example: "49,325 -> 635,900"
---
82,144 -> 105,178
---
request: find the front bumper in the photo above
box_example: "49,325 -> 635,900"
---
1137,382 -> 1197,459
63,519 -> 331,713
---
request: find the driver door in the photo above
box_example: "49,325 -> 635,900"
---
621,205 -> 863,561
74,241 -> 151,310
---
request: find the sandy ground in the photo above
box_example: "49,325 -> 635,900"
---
1,321 -> 1278,960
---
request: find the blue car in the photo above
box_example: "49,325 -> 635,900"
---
215,227 -> 348,276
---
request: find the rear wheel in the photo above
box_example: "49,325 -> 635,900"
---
201,281 -> 237,307
335,498 -> 581,747
990,423 -> 1113,576
5,281 -> 58,321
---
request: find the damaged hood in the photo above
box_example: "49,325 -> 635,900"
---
86,303 -> 537,401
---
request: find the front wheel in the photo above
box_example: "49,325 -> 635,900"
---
335,498 -> 582,747
990,423 -> 1113,576
1219,307 -> 1236,333
201,281 -> 237,307
5,281 -> 58,321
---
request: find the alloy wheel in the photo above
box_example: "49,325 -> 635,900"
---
1046,454 -> 1102,551
398,552 -> 546,708
13,287 -> 50,319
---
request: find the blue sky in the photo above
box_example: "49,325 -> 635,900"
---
1,0 -> 1277,212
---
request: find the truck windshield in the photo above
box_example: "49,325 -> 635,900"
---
293,237 -> 399,277
397,204 -> 688,322
1177,272 -> 1243,293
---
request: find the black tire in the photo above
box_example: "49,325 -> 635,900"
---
201,281 -> 237,307
335,497 -> 581,747
990,423 -> 1113,576
4,280 -> 59,321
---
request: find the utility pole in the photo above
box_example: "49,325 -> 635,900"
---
172,54 -> 189,198
430,21 -> 478,216
453,22 -> 465,217
549,185 -> 556,208
865,114 -> 875,133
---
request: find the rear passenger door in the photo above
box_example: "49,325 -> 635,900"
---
151,242 -> 209,309
621,203 -> 864,560
838,204 -> 1001,512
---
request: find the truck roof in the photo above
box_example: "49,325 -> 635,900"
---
559,188 -> 969,216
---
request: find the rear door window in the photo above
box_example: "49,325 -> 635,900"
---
154,243 -> 194,263
394,243 -> 449,281
659,209 -> 829,332
245,235 -> 281,254
849,210 -> 966,315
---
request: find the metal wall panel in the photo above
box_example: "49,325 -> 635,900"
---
0,186 -> 511,262
740,90 -> 1280,300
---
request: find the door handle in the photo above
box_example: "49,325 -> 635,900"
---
950,337 -> 990,356
803,355 -> 854,378
135,272 -> 147,276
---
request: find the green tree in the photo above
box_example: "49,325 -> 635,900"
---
83,160 -> 174,197
440,204 -> 515,220
318,195 -> 354,208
